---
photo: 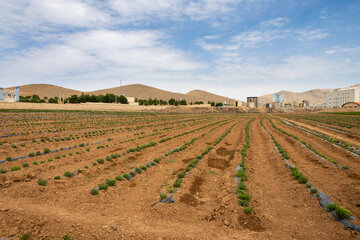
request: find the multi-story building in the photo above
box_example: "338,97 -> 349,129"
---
0,87 -> 19,103
247,97 -> 258,108
323,87 -> 360,108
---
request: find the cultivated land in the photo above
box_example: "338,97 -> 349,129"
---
0,110 -> 359,239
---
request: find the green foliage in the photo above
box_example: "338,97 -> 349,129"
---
160,193 -> 167,200
116,175 -> 124,181
98,183 -> 109,190
106,178 -> 116,186
37,178 -> 48,186
11,166 -> 21,171
19,233 -> 32,240
96,158 -> 104,164
61,234 -> 71,240
64,171 -> 73,178
22,162 -> 29,167
0,169 -> 7,174
54,176 -> 61,180
90,188 -> 99,195
244,206 -> 253,214
44,148 -> 51,154
6,156 -> 12,161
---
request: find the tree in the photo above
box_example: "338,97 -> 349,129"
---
215,102 -> 223,107
118,95 -> 128,104
168,98 -> 176,105
210,101 -> 215,106
67,95 -> 79,104
48,97 -> 58,104
179,100 -> 187,105
30,95 -> 40,103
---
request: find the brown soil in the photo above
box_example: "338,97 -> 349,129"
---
0,112 -> 358,239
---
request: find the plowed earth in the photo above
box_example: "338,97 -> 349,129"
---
0,111 -> 358,239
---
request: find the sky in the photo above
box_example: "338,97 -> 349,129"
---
0,0 -> 359,100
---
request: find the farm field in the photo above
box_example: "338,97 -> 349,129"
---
0,110 -> 359,239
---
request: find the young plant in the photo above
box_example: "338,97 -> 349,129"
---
6,156 -> 12,161
160,193 -> 167,200
54,176 -> 61,180
64,171 -> 73,178
244,206 -> 253,214
98,183 -> 109,190
37,178 -> 48,186
22,162 -> 29,167
11,166 -> 21,171
90,188 -> 99,195
106,178 -> 116,186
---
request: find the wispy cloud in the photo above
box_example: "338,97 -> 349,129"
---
296,29 -> 329,40
260,17 -> 289,27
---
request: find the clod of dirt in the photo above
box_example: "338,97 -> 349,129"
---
179,193 -> 204,207
189,176 -> 204,195
207,157 -> 229,169
216,147 -> 231,156
237,213 -> 265,232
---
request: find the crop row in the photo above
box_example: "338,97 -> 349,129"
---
88,119 -> 239,194
158,120 -> 241,201
280,118 -> 360,156
235,118 -> 255,214
260,118 -> 355,227
268,119 -> 349,169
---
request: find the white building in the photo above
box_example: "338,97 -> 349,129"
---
0,87 -> 19,103
323,87 -> 360,108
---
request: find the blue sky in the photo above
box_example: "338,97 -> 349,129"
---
0,0 -> 359,100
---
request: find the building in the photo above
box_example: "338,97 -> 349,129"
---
324,87 -> 360,108
0,87 -> 19,103
342,102 -> 360,108
247,97 -> 258,108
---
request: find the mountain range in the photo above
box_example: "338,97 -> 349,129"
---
6,83 -> 360,105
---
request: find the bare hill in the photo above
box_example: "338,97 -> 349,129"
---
186,90 -> 236,104
8,83 -> 235,103
259,89 -> 329,105
8,84 -> 81,99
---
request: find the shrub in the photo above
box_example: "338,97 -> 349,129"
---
177,171 -> 186,179
106,178 -> 116,186
48,158 -> 53,162
336,206 -> 352,219
98,183 -> 108,190
20,143 -> 26,147
19,233 -> 32,240
44,148 -> 51,154
64,171 -> 73,178
97,158 -> 104,164
92,162 -> 97,166
298,175 -> 308,184
11,166 -> 21,171
61,234 -> 71,240
22,162 -> 29,167
173,179 -> 182,188
116,175 -> 124,181
160,193 -> 167,200
326,203 -> 337,211
238,190 -> 251,201
37,178 -> 48,186
311,189 -> 317,194
130,171 -> 135,176
236,169 -> 247,181
238,182 -> 247,190
54,176 -> 61,180
239,199 -> 249,207
306,183 -> 312,188
40,160 -> 45,164
90,188 -> 99,195
11,144 -> 17,148
244,206 -> 253,214
6,156 -> 12,161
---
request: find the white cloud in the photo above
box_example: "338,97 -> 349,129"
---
0,29 -> 204,87
231,30 -> 290,47
296,29 -> 328,40
261,17 -> 289,27
184,0 -> 240,20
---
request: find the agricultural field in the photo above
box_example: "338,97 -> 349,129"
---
0,110 -> 359,239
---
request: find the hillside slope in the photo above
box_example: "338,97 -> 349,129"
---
8,84 -> 81,99
259,89 -> 328,105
